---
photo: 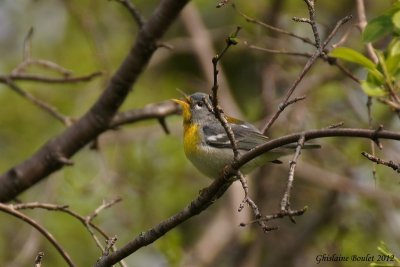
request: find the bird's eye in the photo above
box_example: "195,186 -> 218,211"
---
195,102 -> 203,108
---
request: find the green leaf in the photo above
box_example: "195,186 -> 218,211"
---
363,15 -> 393,43
330,47 -> 376,70
360,80 -> 387,97
388,38 -> 400,55
366,71 -> 382,86
393,10 -> 400,30
385,54 -> 400,76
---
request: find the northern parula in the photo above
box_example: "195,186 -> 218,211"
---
173,92 -> 320,178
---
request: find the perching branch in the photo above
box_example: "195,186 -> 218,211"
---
95,127 -> 400,266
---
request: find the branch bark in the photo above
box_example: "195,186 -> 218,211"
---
94,127 -> 400,266
0,0 -> 190,203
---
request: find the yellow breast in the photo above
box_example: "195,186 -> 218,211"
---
183,122 -> 200,156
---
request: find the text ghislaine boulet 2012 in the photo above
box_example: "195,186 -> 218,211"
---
315,253 -> 395,264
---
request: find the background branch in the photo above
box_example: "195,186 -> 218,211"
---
1,78 -> 72,126
110,101 -> 180,128
0,203 -> 75,267
113,0 -> 145,27
261,12 -> 352,134
0,0 -> 191,203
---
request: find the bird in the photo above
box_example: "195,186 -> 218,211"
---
173,92 -> 320,179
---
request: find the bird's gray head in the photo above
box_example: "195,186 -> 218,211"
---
172,92 -> 215,124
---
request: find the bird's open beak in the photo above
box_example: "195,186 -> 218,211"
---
172,97 -> 191,122
172,97 -> 190,110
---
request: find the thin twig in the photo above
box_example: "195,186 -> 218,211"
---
23,27 -> 34,61
110,100 -> 180,129
242,207 -> 307,227
157,117 -> 170,134
86,197 -> 122,223
322,16 -> 353,50
103,236 -> 118,256
2,78 -> 72,126
34,252 -> 45,267
261,14 -> 352,134
366,96 -> 378,181
303,0 -> 321,49
261,50 -> 320,134
361,152 -> 400,174
233,3 -> 315,46
11,201 -> 127,267
328,60 -> 360,84
237,171 -> 271,232
12,59 -> 73,77
280,135 -> 305,223
0,203 -> 76,267
372,124 -> 384,149
209,26 -> 241,160
238,5 -> 357,84
326,121 -> 344,129
15,27 -> 73,77
292,17 -> 312,24
216,0 -> 230,8
262,207 -> 307,223
331,24 -> 353,49
378,98 -> 400,110
4,71 -> 102,84
13,203 -> 106,251
246,43 -> 312,58
356,0 -> 378,63
113,0 -> 145,27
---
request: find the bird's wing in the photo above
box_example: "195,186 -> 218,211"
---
202,122 -> 268,151
203,123 -> 321,152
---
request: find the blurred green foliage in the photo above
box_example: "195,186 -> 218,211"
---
0,0 -> 399,266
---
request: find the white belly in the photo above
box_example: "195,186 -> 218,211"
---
186,145 -> 235,179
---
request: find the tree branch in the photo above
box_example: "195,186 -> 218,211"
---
1,78 -> 72,126
11,201 -> 127,267
1,71 -> 102,84
0,0 -> 191,203
0,203 -> 75,267
261,14 -> 352,134
361,152 -> 400,174
94,127 -> 400,266
110,101 -> 180,128
112,0 -> 145,27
